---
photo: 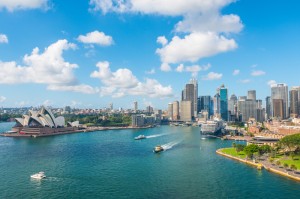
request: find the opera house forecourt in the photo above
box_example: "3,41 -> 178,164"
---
2,107 -> 81,137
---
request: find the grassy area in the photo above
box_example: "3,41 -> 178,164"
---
221,148 -> 246,159
272,155 -> 300,169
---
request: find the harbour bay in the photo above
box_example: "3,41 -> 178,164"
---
0,123 -> 300,198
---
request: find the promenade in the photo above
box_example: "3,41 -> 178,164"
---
217,148 -> 300,182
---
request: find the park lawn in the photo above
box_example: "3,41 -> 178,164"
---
279,156 -> 300,169
221,148 -> 246,159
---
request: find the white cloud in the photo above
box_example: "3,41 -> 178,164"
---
176,63 -> 211,76
0,34 -> 8,43
47,84 -> 98,94
156,32 -> 237,65
0,0 -> 49,11
90,0 -> 243,68
251,70 -> 266,76
240,79 -> 250,84
157,36 -> 168,46
42,99 -> 52,107
0,39 -> 97,94
91,61 -> 173,98
145,68 -> 155,74
77,30 -> 113,46
233,69 -> 240,76
0,96 -> 6,103
202,72 -> 222,81
267,80 -> 277,87
160,62 -> 171,72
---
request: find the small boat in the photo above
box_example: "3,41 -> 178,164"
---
153,145 -> 164,153
134,135 -> 146,140
31,171 -> 46,179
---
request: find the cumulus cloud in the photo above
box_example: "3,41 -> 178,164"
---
145,68 -> 155,74
77,30 -> 113,46
47,84 -> 98,94
0,0 -> 49,11
233,69 -> 240,76
91,61 -> 173,98
0,34 -> 8,43
267,80 -> 277,87
157,36 -> 168,46
160,62 -> 171,72
156,32 -> 237,65
90,0 -> 243,71
251,70 -> 266,76
202,72 -> 223,81
176,63 -> 211,77
0,39 -> 97,94
0,96 -> 6,103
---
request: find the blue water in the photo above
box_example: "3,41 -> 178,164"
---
0,122 -> 300,198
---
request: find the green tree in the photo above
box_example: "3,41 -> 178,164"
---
236,144 -> 245,153
232,142 -> 236,148
243,144 -> 259,159
259,145 -> 272,154
290,164 -> 297,172
283,163 -> 289,170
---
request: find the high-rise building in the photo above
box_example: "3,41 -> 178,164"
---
190,78 -> 198,116
132,115 -> 144,127
146,106 -> 153,114
219,84 -> 228,121
172,101 -> 179,121
168,103 -> 173,120
213,93 -> 220,116
134,101 -> 138,112
271,83 -> 288,119
228,94 -> 237,114
182,79 -> 198,118
238,99 -> 257,122
273,99 -> 284,119
266,96 -> 271,119
247,90 -> 256,100
180,101 -> 192,122
199,96 -> 212,117
289,88 -> 299,117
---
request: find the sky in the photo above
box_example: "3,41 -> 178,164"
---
0,0 -> 300,109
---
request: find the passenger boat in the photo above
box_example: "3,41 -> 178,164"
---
134,135 -> 146,140
153,145 -> 164,153
30,171 -> 46,179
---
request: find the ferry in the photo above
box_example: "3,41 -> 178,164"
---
30,171 -> 46,180
134,135 -> 146,140
153,145 -> 164,153
200,119 -> 224,137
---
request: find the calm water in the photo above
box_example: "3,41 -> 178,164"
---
0,122 -> 300,198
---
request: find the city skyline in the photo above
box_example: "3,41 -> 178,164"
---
1,0 -> 300,109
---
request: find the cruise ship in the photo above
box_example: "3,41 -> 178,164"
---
200,119 -> 224,137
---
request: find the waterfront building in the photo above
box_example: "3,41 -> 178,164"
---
180,101 -> 192,122
219,84 -> 228,121
247,90 -> 256,100
266,96 -> 271,119
132,115 -> 144,127
168,103 -> 173,120
13,107 -> 79,135
172,101 -> 179,121
271,83 -> 289,119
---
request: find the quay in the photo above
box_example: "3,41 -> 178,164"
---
217,148 -> 300,182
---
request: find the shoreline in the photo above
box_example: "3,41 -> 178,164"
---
0,125 -> 154,138
217,148 -> 300,182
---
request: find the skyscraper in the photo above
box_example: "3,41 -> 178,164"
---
247,90 -> 256,100
199,96 -> 212,117
172,101 -> 179,121
289,88 -> 299,117
238,99 -> 257,122
134,101 -> 138,112
266,96 -> 271,119
180,101 -> 192,122
219,84 -> 228,121
182,79 -> 198,118
168,103 -> 173,120
273,99 -> 284,119
271,83 -> 288,119
213,93 -> 220,116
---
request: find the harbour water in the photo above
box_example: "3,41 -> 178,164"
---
0,122 -> 300,198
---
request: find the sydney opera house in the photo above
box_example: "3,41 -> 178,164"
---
10,107 -> 80,137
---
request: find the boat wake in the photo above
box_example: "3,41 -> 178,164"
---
146,133 -> 169,139
161,141 -> 181,151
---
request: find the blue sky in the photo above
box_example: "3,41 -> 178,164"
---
0,0 -> 300,109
